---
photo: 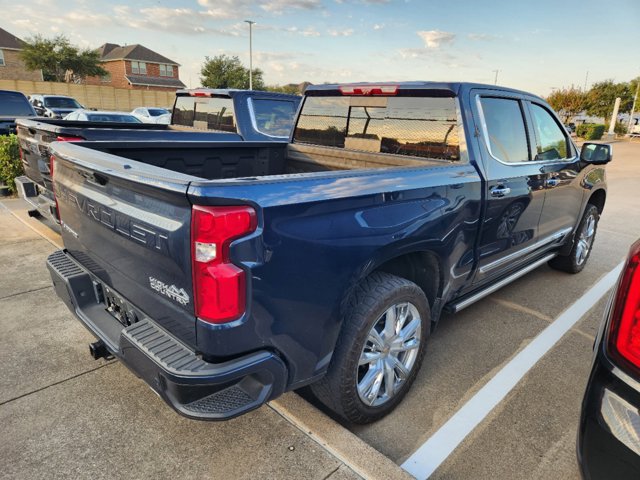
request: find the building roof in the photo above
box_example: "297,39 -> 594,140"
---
0,27 -> 26,50
125,75 -> 186,89
99,44 -> 180,66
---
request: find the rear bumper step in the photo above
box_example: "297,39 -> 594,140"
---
47,250 -> 288,420
14,176 -> 59,223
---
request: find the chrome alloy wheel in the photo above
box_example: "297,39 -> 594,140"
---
575,213 -> 597,266
357,302 -> 422,407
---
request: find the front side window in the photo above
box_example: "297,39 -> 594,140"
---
293,95 -> 461,161
250,99 -> 297,137
530,103 -> 569,160
480,97 -> 529,163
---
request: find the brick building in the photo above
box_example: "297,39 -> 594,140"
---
0,27 -> 43,81
86,43 -> 186,91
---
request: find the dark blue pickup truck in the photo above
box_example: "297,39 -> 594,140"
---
46,82 -> 611,424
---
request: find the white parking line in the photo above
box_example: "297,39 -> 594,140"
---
401,262 -> 624,479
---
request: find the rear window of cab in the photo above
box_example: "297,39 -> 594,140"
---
293,95 -> 461,162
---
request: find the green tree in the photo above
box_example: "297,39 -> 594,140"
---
584,80 -> 633,121
200,54 -> 264,90
546,87 -> 587,122
20,35 -> 107,83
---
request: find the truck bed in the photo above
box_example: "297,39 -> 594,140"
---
62,140 -> 448,181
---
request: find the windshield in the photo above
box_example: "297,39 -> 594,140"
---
44,97 -> 82,109
148,108 -> 169,117
86,114 -> 141,123
0,92 -> 35,116
250,99 -> 297,137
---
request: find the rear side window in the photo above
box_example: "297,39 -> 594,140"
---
172,96 -> 236,132
294,95 -> 461,161
250,99 -> 297,137
480,97 -> 529,163
530,103 -> 569,160
0,92 -> 35,116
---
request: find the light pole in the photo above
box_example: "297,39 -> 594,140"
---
245,20 -> 255,90
627,78 -> 639,135
492,69 -> 500,85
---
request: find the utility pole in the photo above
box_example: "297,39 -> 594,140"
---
583,70 -> 589,91
245,20 -> 255,90
627,79 -> 639,134
493,69 -> 499,85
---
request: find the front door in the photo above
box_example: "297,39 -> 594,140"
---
469,91 -> 546,288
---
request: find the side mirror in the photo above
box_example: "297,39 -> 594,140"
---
580,143 -> 612,164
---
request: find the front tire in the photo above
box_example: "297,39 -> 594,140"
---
310,272 -> 430,424
548,204 -> 599,274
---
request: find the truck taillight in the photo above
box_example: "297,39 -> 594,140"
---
49,154 -> 61,221
191,205 -> 257,324
55,135 -> 84,142
608,239 -> 640,375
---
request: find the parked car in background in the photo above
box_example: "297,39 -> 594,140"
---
63,110 -> 141,123
565,123 -> 576,134
131,107 -> 170,124
578,238 -> 640,479
0,89 -> 37,135
29,94 -> 83,119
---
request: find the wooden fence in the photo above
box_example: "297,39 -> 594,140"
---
0,80 -> 174,111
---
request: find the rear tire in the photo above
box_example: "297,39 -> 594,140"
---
310,272 -> 430,424
548,204 -> 599,274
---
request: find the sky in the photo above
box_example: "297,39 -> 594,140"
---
2,0 -> 639,96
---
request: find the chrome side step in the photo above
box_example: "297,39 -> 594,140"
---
445,253 -> 557,314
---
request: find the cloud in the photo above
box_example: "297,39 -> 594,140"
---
261,0 -> 323,13
373,23 -> 385,30
328,28 -> 354,36
417,30 -> 456,48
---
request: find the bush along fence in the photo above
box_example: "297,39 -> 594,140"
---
0,134 -> 22,196
0,80 -> 175,111
576,124 -> 605,140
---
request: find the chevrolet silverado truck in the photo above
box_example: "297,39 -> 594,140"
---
46,82 -> 611,424
15,89 -> 300,222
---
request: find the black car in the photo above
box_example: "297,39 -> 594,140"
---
578,238 -> 640,479
0,89 -> 37,135
29,94 -> 83,119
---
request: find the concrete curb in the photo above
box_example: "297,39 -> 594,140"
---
270,393 -> 414,480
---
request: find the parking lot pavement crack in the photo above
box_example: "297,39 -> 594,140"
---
489,297 -> 553,322
0,285 -> 53,301
321,466 -> 341,480
0,361 -> 115,407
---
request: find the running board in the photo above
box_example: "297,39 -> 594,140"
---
445,253 -> 557,314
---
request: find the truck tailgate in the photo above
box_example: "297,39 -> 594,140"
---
50,142 -> 198,344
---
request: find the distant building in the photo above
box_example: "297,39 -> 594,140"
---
0,27 -> 43,81
86,43 -> 186,91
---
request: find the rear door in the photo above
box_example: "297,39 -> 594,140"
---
51,142 -> 197,344
469,90 -> 546,287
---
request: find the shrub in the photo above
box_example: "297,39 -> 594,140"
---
576,123 -> 605,140
0,134 -> 23,193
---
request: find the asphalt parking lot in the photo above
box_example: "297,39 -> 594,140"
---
1,140 -> 638,479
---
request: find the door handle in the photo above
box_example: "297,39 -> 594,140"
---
490,185 -> 511,198
545,178 -> 559,188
